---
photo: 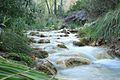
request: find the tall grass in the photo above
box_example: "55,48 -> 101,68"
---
79,10 -> 120,42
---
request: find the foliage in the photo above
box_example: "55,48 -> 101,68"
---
69,0 -> 88,12
0,31 -> 32,53
0,56 -> 57,80
86,0 -> 119,18
3,53 -> 33,66
79,10 -> 120,41
67,0 -> 120,18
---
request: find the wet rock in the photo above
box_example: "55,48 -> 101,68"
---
64,57 -> 91,67
36,34 -> 47,37
60,29 -> 70,34
29,32 -> 39,36
57,44 -> 68,49
28,37 -> 36,43
38,39 -> 50,43
68,29 -> 78,33
108,48 -> 120,58
80,37 -> 90,45
73,41 -> 85,46
30,50 -> 48,59
35,59 -> 57,75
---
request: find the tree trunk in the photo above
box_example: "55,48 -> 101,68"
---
54,0 -> 57,15
60,0 -> 63,16
45,0 -> 51,14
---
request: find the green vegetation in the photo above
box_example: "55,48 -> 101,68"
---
0,56 -> 56,80
0,0 -> 120,79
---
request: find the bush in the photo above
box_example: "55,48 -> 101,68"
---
0,31 -> 32,53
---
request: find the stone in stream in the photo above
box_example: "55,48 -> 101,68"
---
29,49 -> 48,59
29,31 -> 39,36
73,41 -> 85,46
64,57 -> 91,67
35,59 -> 57,75
57,43 -> 68,49
28,37 -> 37,43
68,29 -> 78,33
36,34 -> 47,37
38,39 -> 50,43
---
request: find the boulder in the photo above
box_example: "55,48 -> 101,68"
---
64,10 -> 88,25
57,44 -> 68,49
38,39 -> 50,43
64,57 -> 91,67
35,59 -> 57,75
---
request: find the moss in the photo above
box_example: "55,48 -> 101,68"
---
57,44 -> 68,49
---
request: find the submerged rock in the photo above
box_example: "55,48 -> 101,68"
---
57,44 -> 68,49
64,57 -> 91,67
38,39 -> 50,43
96,52 -> 112,59
35,59 -> 57,75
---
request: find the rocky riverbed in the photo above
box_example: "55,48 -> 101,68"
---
27,29 -> 120,80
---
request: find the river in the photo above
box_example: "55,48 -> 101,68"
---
27,29 -> 120,80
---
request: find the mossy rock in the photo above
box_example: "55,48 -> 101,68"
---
73,41 -> 85,46
57,44 -> 68,49
64,57 -> 91,67
80,37 -> 90,45
30,50 -> 48,59
38,39 -> 50,43
35,59 -> 57,75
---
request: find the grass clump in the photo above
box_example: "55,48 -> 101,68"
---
79,10 -> 120,42
0,31 -> 32,53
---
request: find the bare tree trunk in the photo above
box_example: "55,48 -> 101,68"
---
45,0 -> 51,14
60,0 -> 63,16
54,0 -> 57,15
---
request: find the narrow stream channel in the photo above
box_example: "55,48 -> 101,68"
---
27,30 -> 120,80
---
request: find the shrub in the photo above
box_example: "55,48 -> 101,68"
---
0,31 -> 32,53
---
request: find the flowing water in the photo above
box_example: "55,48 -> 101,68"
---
27,30 -> 120,80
